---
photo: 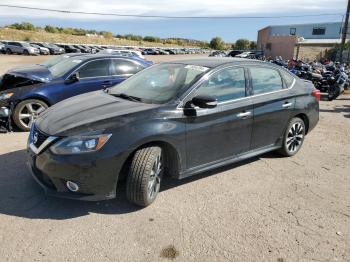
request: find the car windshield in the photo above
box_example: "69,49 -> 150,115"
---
39,55 -> 72,68
21,42 -> 31,47
48,58 -> 82,78
109,63 -> 209,104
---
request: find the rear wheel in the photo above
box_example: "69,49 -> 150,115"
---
126,146 -> 163,207
278,117 -> 305,157
13,99 -> 48,131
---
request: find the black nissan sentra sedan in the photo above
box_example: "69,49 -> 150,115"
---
27,58 -> 320,206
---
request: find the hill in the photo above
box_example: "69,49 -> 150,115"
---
0,28 -> 199,48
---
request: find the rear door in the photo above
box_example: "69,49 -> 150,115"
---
59,59 -> 113,100
249,66 -> 296,150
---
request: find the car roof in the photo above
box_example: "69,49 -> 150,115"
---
67,54 -> 149,64
166,58 -> 277,69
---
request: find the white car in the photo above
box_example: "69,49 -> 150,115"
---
100,49 -> 145,59
235,51 -> 253,58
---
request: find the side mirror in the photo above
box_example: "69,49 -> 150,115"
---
191,95 -> 218,109
65,72 -> 80,84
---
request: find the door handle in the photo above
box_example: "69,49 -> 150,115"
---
237,111 -> 252,118
282,102 -> 293,108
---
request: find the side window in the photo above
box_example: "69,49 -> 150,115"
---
111,60 -> 143,75
78,59 -> 110,78
195,67 -> 246,102
250,67 -> 283,95
280,70 -> 295,88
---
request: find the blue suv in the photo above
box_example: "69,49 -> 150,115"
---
0,54 -> 152,131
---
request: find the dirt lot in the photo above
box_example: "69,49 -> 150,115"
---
0,55 -> 349,262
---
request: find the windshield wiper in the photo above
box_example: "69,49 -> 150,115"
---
110,92 -> 142,102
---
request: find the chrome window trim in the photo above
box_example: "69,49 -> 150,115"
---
66,57 -> 144,80
30,136 -> 58,155
177,65 -> 296,109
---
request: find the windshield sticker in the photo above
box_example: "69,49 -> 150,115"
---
185,65 -> 209,72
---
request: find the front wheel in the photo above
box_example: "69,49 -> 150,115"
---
126,146 -> 163,207
13,99 -> 48,131
278,117 -> 305,157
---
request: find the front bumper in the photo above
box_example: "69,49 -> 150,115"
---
26,143 -> 124,201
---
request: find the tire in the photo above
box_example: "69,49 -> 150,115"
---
277,117 -> 305,157
23,50 -> 29,56
6,48 -> 12,54
126,146 -> 163,207
13,99 -> 48,131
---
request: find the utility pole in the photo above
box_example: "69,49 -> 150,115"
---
340,0 -> 350,63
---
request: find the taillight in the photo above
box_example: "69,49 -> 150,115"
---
311,89 -> 320,102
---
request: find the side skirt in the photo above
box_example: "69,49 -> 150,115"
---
178,144 -> 281,179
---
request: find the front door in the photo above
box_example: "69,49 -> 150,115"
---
60,59 -> 113,101
185,67 -> 253,170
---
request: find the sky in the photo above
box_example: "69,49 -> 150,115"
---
0,0 -> 347,42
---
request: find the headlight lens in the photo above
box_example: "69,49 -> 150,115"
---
50,134 -> 112,155
0,92 -> 13,100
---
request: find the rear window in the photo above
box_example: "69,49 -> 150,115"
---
250,67 -> 283,95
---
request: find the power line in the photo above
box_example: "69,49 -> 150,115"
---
0,4 -> 344,19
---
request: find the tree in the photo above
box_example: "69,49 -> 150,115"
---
44,25 -> 59,33
8,22 -> 35,31
209,37 -> 225,50
235,38 -> 251,50
143,36 -> 160,43
249,41 -> 257,50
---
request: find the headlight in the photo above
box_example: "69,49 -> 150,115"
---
0,92 -> 13,100
50,134 -> 112,155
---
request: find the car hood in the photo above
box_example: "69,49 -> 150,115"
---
6,65 -> 53,82
36,91 -> 160,136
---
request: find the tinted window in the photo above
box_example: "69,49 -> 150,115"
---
250,67 -> 282,95
78,59 -> 110,78
280,70 -> 295,87
111,60 -> 143,75
196,67 -> 246,102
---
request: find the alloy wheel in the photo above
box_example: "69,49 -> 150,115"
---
286,122 -> 304,153
148,154 -> 162,199
18,102 -> 47,129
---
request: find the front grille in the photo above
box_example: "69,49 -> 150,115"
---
32,125 -> 49,148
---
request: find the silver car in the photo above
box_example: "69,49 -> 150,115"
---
5,41 -> 40,55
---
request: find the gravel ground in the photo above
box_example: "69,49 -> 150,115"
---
0,55 -> 349,262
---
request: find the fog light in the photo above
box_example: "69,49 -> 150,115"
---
66,181 -> 79,192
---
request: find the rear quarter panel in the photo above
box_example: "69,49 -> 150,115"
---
293,79 -> 319,133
